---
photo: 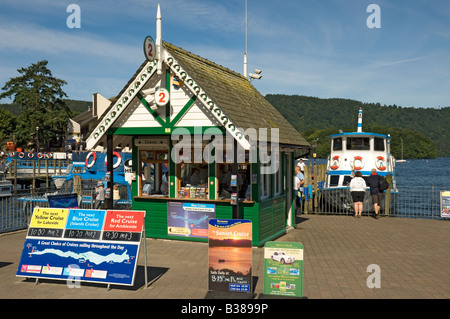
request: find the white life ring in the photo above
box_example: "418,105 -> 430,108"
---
28,152 -> 34,158
85,152 -> 97,168
105,151 -> 122,169
18,152 -> 25,158
330,155 -> 340,170
46,152 -> 53,158
352,156 -> 365,170
37,152 -> 43,158
376,156 -> 387,170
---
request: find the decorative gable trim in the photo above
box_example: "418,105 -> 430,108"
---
86,59 -> 158,149
165,52 -> 251,150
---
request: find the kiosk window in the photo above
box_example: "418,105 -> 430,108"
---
139,150 -> 168,196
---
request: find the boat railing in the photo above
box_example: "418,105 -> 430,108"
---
304,185 -> 446,220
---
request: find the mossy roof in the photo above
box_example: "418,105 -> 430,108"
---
164,42 -> 309,148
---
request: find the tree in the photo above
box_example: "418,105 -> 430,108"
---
0,61 -> 72,151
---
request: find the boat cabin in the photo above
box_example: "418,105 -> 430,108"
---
326,109 -> 395,188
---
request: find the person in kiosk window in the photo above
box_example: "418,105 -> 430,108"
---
367,168 -> 382,219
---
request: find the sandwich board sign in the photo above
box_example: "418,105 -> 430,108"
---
16,208 -> 145,286
263,241 -> 303,297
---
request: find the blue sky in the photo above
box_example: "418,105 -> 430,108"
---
0,0 -> 449,108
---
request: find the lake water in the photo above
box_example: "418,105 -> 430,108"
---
394,157 -> 450,190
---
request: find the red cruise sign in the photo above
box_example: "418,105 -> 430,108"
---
103,210 -> 145,233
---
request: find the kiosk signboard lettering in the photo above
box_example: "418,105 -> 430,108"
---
17,208 -> 145,286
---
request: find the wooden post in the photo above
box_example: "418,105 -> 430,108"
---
32,160 -> 36,190
384,175 -> 392,216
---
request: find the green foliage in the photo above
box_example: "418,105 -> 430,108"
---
0,61 -> 73,151
266,95 -> 447,158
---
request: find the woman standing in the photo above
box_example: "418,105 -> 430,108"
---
349,171 -> 367,218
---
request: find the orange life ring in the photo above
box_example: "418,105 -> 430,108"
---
330,155 -> 340,170
18,152 -> 25,158
376,156 -> 386,170
85,152 -> 96,168
37,152 -> 43,158
46,152 -> 53,159
353,156 -> 364,170
28,152 -> 34,158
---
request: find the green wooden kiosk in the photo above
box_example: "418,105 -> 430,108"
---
86,24 -> 309,246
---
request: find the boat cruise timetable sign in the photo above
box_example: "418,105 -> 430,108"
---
143,36 -> 156,61
17,208 -> 146,286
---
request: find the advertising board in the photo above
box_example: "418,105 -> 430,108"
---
16,208 -> 145,286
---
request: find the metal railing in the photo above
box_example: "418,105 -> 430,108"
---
308,185 -> 447,220
1,185 -> 131,234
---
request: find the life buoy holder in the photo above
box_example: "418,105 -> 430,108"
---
330,155 -> 340,170
37,152 -> 43,159
105,151 -> 122,169
352,156 -> 365,170
376,156 -> 387,170
28,152 -> 34,158
85,152 -> 96,168
18,152 -> 25,158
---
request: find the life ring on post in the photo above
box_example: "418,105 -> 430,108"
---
376,156 -> 386,170
18,152 -> 25,158
28,152 -> 34,158
352,156 -> 365,170
105,151 -> 122,169
330,155 -> 340,170
85,152 -> 97,168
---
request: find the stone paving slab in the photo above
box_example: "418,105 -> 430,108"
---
0,215 -> 448,300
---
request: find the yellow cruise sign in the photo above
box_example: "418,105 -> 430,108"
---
29,208 -> 69,229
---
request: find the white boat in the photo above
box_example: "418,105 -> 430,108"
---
0,179 -> 13,198
322,108 -> 397,212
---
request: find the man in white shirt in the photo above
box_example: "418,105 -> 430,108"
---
294,166 -> 304,213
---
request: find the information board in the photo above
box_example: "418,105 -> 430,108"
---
17,208 -> 145,286
440,191 -> 450,218
208,219 -> 252,294
263,241 -> 303,297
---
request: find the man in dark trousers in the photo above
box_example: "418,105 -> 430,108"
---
367,168 -> 382,219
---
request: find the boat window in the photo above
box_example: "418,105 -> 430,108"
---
346,137 -> 370,150
374,137 -> 385,151
332,138 -> 342,151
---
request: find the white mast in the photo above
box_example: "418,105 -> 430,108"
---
357,108 -> 363,132
156,3 -> 162,75
243,0 -> 248,78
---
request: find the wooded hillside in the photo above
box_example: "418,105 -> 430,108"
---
265,94 -> 449,158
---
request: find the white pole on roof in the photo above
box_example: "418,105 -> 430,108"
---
156,3 -> 162,75
243,0 -> 248,78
